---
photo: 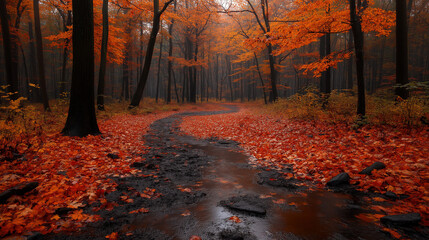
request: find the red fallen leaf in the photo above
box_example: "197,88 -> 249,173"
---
189,235 -> 202,240
229,216 -> 241,223
129,208 -> 149,214
105,232 -> 118,240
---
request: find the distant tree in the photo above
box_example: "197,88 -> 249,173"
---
33,0 -> 50,110
62,0 -> 100,137
97,0 -> 109,110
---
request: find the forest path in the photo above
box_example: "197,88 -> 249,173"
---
45,105 -> 391,240
121,105 -> 388,240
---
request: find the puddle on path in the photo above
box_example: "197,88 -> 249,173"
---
125,138 -> 386,240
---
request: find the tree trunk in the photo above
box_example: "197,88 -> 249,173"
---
33,0 -> 50,110
28,20 -> 39,101
129,0 -> 171,108
60,11 -> 72,96
347,30 -> 353,89
254,53 -> 267,104
349,0 -> 366,116
62,0 -> 100,137
166,1 -> 176,103
267,43 -> 278,102
395,0 -> 409,99
155,35 -> 163,103
97,0 -> 109,110
0,0 -> 19,99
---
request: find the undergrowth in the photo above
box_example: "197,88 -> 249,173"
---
261,87 -> 429,128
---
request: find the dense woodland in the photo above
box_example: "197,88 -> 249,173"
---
1,0 -> 428,119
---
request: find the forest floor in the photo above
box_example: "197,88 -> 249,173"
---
0,103 -> 428,240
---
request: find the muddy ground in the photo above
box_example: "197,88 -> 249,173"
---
39,106 -> 428,240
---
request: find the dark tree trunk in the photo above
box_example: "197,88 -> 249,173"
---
33,0 -> 50,110
0,0 -> 19,99
28,20 -> 39,101
215,54 -> 219,100
319,35 -> 326,92
122,18 -> 131,100
349,0 -> 366,116
130,0 -> 172,108
166,1 -> 176,104
155,36 -> 163,103
395,0 -> 409,99
254,53 -> 267,104
347,30 -> 354,89
60,11 -> 72,95
267,43 -> 278,102
97,0 -> 109,110
172,69 -> 180,103
62,0 -> 100,137
190,40 -> 198,103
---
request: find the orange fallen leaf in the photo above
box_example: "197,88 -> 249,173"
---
229,216 -> 241,223
105,232 -> 118,240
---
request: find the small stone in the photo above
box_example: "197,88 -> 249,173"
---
107,153 -> 119,159
380,212 -> 421,226
327,173 -> 350,187
359,162 -> 386,175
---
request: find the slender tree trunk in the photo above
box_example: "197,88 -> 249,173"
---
347,30 -> 354,89
349,0 -> 366,116
172,69 -> 180,103
395,0 -> 409,99
215,54 -> 219,100
166,1 -> 176,103
33,0 -> 50,110
254,53 -> 267,104
97,0 -> 109,110
267,43 -> 278,102
60,11 -> 72,95
62,0 -> 100,136
130,0 -> 172,108
0,0 -> 19,99
28,20 -> 39,101
155,36 -> 163,103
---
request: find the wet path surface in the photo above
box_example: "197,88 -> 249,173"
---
43,106 -> 399,240
122,106 -> 389,240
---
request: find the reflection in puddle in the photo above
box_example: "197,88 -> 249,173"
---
127,141 -> 385,239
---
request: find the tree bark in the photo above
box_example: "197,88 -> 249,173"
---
97,0 -> 109,110
33,0 -> 50,110
62,0 -> 100,137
